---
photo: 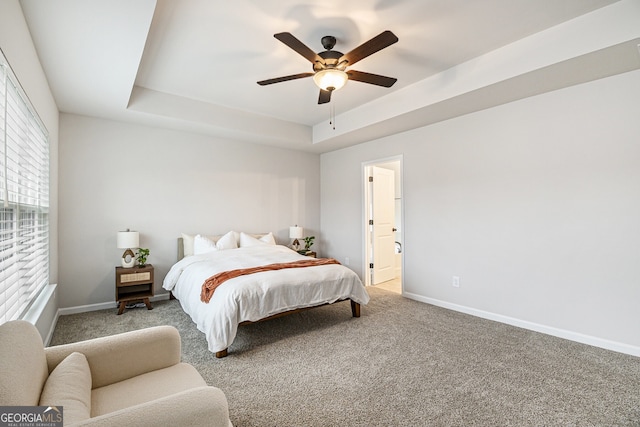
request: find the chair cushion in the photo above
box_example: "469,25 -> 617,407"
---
91,362 -> 207,417
39,352 -> 92,425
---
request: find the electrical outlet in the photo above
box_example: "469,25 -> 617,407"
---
345,257 -> 350,266
452,276 -> 460,288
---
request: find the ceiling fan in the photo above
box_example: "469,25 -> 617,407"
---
257,30 -> 399,104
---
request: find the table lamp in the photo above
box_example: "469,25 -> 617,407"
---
117,229 -> 139,268
289,225 -> 303,251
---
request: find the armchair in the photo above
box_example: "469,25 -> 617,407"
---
0,320 -> 232,426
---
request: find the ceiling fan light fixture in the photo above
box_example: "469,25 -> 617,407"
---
313,69 -> 348,92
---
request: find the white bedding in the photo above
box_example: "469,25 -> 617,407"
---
163,244 -> 370,353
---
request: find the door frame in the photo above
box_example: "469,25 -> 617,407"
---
362,155 -> 404,289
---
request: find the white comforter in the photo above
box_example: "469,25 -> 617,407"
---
163,245 -> 370,353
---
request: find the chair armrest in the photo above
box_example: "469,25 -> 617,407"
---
45,325 -> 182,388
73,386 -> 233,427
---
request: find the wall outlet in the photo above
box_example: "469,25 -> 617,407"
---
452,276 -> 460,288
345,257 -> 350,266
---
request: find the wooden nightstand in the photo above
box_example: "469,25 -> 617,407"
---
305,251 -> 317,258
115,265 -> 154,315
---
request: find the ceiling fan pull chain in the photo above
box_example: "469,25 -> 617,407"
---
329,101 -> 332,128
333,101 -> 336,130
329,100 -> 336,130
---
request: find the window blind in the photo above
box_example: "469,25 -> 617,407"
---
0,49 -> 50,324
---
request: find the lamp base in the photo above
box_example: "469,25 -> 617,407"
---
121,249 -> 135,268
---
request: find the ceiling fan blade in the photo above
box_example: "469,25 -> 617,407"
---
274,32 -> 324,64
318,89 -> 332,104
339,30 -> 398,66
257,72 -> 314,86
347,70 -> 397,87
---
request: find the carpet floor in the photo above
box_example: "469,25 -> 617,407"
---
50,287 -> 640,426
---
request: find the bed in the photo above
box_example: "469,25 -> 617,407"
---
163,231 -> 370,358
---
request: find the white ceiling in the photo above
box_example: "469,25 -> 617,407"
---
19,0 -> 635,153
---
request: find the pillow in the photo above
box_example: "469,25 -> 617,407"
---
240,232 -> 276,247
216,230 -> 238,250
259,232 -> 276,245
182,233 -> 229,256
39,352 -> 91,425
194,234 -> 218,255
239,232 -> 263,247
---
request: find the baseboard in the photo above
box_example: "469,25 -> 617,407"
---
403,292 -> 640,358
46,292 -> 171,346
57,292 -> 171,316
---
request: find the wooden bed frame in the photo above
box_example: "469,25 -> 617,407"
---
174,237 -> 361,358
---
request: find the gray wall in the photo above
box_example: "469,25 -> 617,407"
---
321,69 -> 640,353
58,114 -> 320,309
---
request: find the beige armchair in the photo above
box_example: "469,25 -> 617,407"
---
0,320 -> 232,427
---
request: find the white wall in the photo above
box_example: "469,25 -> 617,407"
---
321,70 -> 640,355
0,0 -> 59,338
59,114 -> 320,309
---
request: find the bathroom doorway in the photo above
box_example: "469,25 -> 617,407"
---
363,156 -> 403,294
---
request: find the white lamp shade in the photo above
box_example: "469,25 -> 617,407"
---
117,231 -> 139,249
289,226 -> 303,239
313,69 -> 348,91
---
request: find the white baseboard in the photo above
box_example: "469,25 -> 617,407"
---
57,292 -> 171,316
403,292 -> 640,358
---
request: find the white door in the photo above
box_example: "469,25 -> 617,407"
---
372,166 -> 396,284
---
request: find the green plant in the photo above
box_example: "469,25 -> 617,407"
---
136,248 -> 150,266
303,236 -> 315,250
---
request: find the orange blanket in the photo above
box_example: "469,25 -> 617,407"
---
200,258 -> 341,303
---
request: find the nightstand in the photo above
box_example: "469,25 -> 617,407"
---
305,251 -> 317,258
115,265 -> 154,315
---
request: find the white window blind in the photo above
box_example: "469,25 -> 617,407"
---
0,50 -> 50,324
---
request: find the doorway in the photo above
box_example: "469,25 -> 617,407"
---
363,157 -> 403,294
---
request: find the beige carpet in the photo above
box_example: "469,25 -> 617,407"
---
50,287 -> 640,426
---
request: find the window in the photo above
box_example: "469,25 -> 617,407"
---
0,49 -> 50,324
